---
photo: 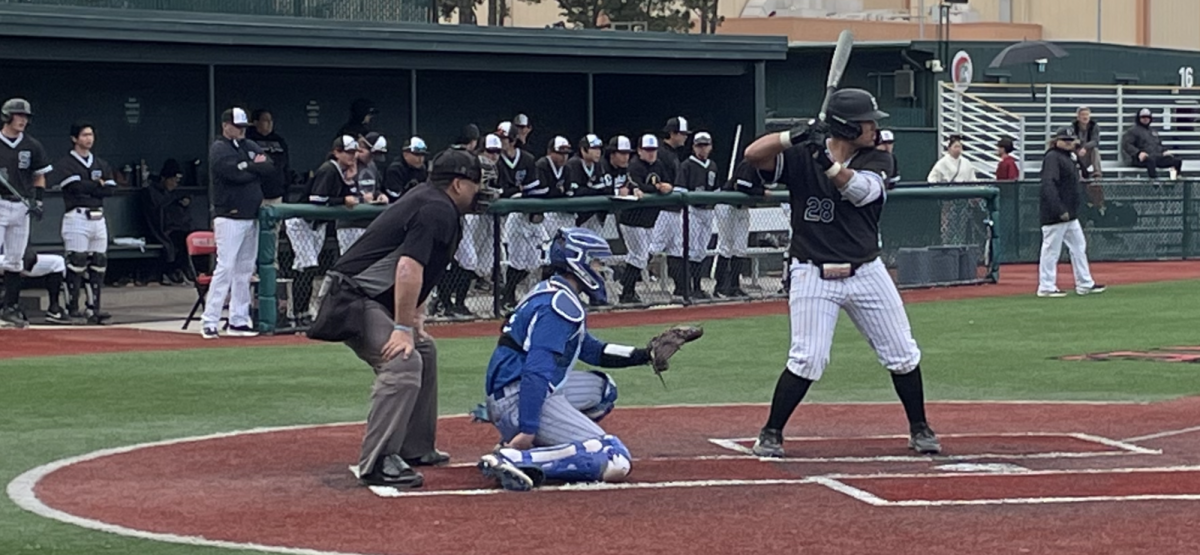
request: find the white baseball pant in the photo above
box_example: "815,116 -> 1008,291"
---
0,199 -> 30,272
284,218 -> 325,270
22,253 -> 66,278
786,258 -> 921,381
1038,219 -> 1096,294
504,214 -> 548,272
456,214 -> 495,275
336,227 -> 366,255
649,211 -> 673,254
62,209 -> 108,253
685,208 -> 715,263
716,204 -> 750,257
202,217 -> 259,329
618,224 -> 653,270
545,212 -> 576,238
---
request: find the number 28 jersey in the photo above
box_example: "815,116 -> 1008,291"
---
781,144 -> 895,265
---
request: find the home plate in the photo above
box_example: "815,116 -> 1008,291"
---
934,463 -> 1030,473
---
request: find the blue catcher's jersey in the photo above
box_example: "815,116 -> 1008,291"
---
485,276 -> 605,396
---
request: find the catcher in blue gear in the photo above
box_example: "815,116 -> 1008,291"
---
477,227 -> 703,491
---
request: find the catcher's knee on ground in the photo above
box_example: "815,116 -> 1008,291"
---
496,435 -> 631,483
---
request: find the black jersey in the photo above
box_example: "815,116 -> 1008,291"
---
600,158 -> 629,195
332,183 -> 461,312
342,160 -> 381,229
51,151 -> 116,210
535,156 -> 569,199
621,156 -> 674,227
0,132 -> 51,199
726,158 -> 779,197
245,128 -> 290,200
497,149 -> 540,199
383,159 -> 428,201
565,157 -> 605,197
780,145 -> 893,265
677,155 -> 720,193
309,160 -> 357,206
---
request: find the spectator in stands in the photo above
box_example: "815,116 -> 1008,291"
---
246,108 -> 292,206
1071,106 -> 1102,179
147,159 -> 195,285
995,137 -> 1020,181
926,134 -> 979,183
1122,108 -> 1183,180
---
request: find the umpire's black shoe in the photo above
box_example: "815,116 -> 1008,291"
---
359,454 -> 424,489
404,449 -> 451,467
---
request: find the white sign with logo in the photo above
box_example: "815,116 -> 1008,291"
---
951,51 -> 973,92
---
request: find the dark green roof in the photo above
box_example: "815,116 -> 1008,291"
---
0,4 -> 787,70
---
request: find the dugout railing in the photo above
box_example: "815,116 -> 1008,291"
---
255,186 -> 1001,333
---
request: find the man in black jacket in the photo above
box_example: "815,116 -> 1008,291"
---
201,107 -> 273,339
246,108 -> 291,205
1121,108 -> 1182,179
1038,127 -> 1105,298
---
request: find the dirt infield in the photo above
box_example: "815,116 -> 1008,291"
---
3,260 -> 1200,360
14,400 -> 1200,555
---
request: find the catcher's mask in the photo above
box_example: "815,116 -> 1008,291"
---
824,88 -> 889,141
548,227 -> 613,304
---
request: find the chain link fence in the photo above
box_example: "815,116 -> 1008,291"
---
995,179 -> 1200,263
2,0 -> 430,22
256,186 -> 1000,333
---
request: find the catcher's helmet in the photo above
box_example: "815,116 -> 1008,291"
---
548,227 -> 613,304
1,98 -> 32,123
824,89 -> 888,140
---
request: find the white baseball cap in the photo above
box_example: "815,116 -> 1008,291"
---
364,132 -> 388,153
402,136 -> 427,153
552,136 -> 572,154
609,135 -> 634,153
222,107 -> 250,128
640,134 -> 659,150
693,131 -> 713,145
584,133 -> 603,149
484,133 -> 502,152
334,135 -> 359,152
496,121 -> 513,139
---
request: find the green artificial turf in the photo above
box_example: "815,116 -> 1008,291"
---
2,279 -> 1199,554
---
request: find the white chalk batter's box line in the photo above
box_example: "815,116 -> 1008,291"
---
361,464 -> 1200,503
706,431 -> 1161,462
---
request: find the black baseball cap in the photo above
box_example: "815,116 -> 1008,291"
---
608,135 -> 634,154
430,149 -> 482,183
664,116 -> 691,135
1052,127 -> 1077,141
693,131 -> 713,145
221,107 -> 250,128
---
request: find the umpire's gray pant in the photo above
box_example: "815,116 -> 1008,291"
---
347,299 -> 439,475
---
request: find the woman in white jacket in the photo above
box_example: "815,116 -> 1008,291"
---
927,134 -> 980,183
928,135 -> 982,247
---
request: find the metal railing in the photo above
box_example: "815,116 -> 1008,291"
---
938,84 -> 1028,179
254,186 -> 1001,333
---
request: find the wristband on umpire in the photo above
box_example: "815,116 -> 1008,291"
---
393,324 -> 414,333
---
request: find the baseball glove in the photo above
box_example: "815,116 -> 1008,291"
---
647,325 -> 704,375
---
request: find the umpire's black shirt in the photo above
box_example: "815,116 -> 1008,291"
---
333,182 -> 462,314
781,144 -> 892,265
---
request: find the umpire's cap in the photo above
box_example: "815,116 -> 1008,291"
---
429,149 -> 482,183
2,98 -> 33,122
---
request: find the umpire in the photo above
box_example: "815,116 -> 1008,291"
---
310,148 -> 481,488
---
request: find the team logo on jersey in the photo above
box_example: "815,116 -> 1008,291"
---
18,151 -> 30,170
359,177 -> 376,193
515,170 -> 527,184
91,170 -> 103,181
707,171 -> 716,189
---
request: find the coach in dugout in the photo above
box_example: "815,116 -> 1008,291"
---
307,149 -> 482,489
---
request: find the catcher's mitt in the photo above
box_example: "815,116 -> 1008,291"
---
647,325 -> 704,375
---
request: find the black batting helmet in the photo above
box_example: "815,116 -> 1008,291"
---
824,89 -> 888,140
2,98 -> 33,123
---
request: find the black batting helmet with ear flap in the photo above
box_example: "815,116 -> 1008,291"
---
2,98 -> 33,123
824,89 -> 888,140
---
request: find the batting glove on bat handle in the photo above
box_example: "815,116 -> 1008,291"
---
778,119 -> 829,148
30,201 -> 44,222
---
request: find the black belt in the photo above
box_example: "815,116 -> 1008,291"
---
69,207 -> 102,214
1,196 -> 22,203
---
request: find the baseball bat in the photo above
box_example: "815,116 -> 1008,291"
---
728,124 -> 742,181
818,30 -> 855,122
0,171 -> 32,210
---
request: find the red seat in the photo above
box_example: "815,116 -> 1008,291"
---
182,231 -> 218,330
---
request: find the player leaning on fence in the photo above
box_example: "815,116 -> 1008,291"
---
307,148 -> 482,488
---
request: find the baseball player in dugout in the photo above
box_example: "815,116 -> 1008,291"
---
512,113 -> 532,150
245,108 -> 291,205
0,98 -> 52,329
383,137 -> 428,201
718,159 -> 775,298
620,134 -> 673,303
495,121 -> 542,311
676,131 -> 720,299
49,121 -> 117,325
337,132 -> 388,255
566,134 -> 608,234
307,148 -> 482,488
201,107 -> 272,340
743,88 -> 941,458
660,116 -> 692,172
537,135 -> 576,266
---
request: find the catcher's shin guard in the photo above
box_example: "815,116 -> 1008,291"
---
87,253 -> 110,321
65,251 -> 88,314
494,435 -> 631,484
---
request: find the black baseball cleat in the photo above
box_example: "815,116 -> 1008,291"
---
1,307 -> 30,329
359,454 -> 424,489
226,325 -> 259,337
44,306 -> 72,325
908,423 -> 942,454
404,450 -> 451,467
751,427 -> 785,458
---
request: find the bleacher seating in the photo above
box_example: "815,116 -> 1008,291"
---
939,82 -> 1200,180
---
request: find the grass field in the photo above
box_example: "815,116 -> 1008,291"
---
3,279 -> 1200,554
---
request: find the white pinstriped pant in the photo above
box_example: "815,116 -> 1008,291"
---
786,258 -> 921,381
486,371 -> 608,446
715,204 -> 750,258
62,210 -> 108,253
0,199 -> 30,272
202,217 -> 259,328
